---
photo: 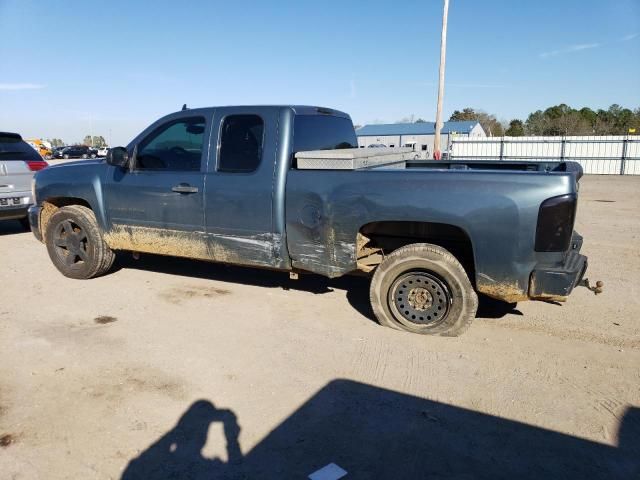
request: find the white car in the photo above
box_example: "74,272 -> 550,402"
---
96,146 -> 110,157
1,132 -> 48,228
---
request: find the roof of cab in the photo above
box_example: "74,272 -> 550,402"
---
168,105 -> 351,119
0,132 -> 23,140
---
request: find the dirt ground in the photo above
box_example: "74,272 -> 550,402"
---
0,175 -> 638,479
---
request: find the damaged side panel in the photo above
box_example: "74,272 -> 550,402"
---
291,239 -> 356,278
284,168 -> 575,299
476,278 -> 530,303
104,224 -> 278,268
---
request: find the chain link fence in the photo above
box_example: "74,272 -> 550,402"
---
449,136 -> 640,175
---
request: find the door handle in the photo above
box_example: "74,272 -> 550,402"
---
171,183 -> 199,194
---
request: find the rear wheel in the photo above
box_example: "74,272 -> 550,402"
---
45,205 -> 115,279
82,153 -> 88,159
370,243 -> 477,336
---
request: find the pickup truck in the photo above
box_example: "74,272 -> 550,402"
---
28,105 -> 595,336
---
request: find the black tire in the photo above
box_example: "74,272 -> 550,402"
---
45,205 -> 115,279
370,243 -> 478,336
90,153 -> 96,159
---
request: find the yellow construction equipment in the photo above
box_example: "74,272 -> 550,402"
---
26,139 -> 52,159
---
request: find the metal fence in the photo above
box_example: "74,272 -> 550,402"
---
449,136 -> 640,175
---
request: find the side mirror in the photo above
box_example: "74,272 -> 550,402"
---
106,147 -> 129,168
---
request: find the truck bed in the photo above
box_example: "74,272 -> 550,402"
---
295,148 -> 582,178
405,159 -> 583,178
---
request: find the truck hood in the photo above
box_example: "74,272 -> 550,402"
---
47,159 -> 104,169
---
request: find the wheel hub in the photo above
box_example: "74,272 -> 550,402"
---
407,287 -> 433,311
68,233 -> 81,251
53,219 -> 88,266
388,271 -> 451,326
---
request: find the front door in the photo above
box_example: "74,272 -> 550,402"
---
102,113 -> 211,259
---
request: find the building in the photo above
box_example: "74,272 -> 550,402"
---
355,121 -> 485,158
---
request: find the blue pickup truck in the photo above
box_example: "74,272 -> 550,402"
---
29,105 -> 595,336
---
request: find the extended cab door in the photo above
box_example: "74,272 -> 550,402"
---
101,112 -> 212,259
202,107 -> 281,268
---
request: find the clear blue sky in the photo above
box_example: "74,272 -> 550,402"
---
1,0 -> 638,145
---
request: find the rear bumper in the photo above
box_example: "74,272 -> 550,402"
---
28,205 -> 43,241
529,235 -> 587,301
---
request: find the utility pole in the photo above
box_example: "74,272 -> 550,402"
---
433,0 -> 450,160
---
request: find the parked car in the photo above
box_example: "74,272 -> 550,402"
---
51,146 -> 67,156
28,105 -> 596,336
51,147 -> 67,159
53,145 -> 97,159
96,146 -> 110,157
0,132 -> 48,228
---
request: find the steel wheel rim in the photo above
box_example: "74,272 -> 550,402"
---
52,219 -> 89,267
388,271 -> 452,327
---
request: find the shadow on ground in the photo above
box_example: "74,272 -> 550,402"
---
0,220 -> 29,236
118,253 -> 375,320
121,380 -> 639,479
476,293 -> 523,319
117,253 -> 520,323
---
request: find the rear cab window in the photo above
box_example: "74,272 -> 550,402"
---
0,133 -> 41,161
292,115 -> 357,167
218,114 -> 265,173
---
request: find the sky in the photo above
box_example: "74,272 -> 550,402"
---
0,0 -> 638,145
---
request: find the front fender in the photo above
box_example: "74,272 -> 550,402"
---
35,161 -> 108,231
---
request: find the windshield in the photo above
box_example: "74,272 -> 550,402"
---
0,134 -> 41,161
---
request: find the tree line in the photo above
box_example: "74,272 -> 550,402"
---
46,136 -> 107,147
448,104 -> 640,137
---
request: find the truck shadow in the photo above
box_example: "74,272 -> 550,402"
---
116,253 -> 375,319
117,254 -> 521,323
475,293 -> 523,319
0,220 -> 29,236
120,380 -> 639,479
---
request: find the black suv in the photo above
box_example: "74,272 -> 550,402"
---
54,145 -> 97,159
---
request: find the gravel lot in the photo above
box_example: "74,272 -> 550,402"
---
0,175 -> 638,479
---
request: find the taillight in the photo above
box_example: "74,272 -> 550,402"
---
535,194 -> 577,252
25,160 -> 48,171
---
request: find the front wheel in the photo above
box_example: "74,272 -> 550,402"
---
63,154 -> 70,159
45,205 -> 115,279
370,243 -> 477,336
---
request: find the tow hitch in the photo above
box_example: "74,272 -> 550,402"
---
579,278 -> 604,295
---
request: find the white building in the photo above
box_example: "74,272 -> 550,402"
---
356,121 -> 485,158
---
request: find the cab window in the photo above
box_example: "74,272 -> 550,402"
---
218,115 -> 264,173
136,117 -> 206,171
